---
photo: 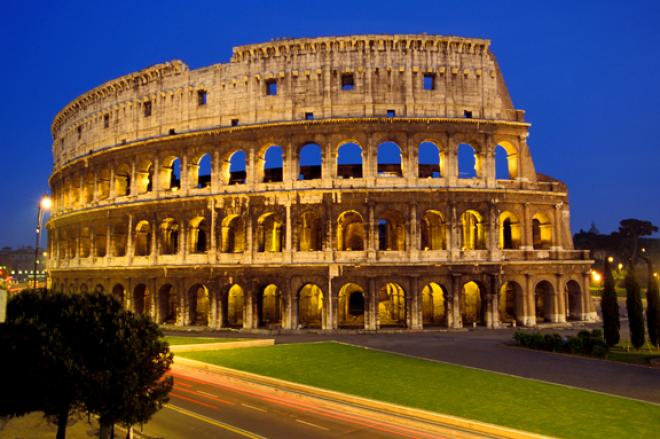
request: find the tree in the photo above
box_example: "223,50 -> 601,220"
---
601,258 -> 620,347
625,271 -> 645,349
618,219 -> 658,267
643,260 -> 660,348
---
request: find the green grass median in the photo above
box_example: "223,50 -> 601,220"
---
179,342 -> 660,438
165,336 -> 241,345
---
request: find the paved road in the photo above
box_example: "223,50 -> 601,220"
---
136,363 -> 483,439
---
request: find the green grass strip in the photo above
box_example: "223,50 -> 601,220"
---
179,342 -> 660,438
165,336 -> 242,345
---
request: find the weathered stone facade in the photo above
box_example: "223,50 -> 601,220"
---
47,35 -> 595,330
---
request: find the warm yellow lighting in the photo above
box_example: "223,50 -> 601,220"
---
618,263 -> 623,270
591,271 -> 602,283
655,273 -> 658,278
40,196 -> 52,210
641,247 -> 646,253
607,256 -> 614,263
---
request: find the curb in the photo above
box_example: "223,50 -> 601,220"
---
173,356 -> 551,439
169,339 -> 274,353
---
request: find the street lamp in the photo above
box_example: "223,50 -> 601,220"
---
33,196 -> 51,288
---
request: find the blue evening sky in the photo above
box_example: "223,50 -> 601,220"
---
1,0 -> 659,247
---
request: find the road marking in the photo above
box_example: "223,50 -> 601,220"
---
240,403 -> 267,413
166,404 -> 267,439
295,419 -> 330,431
170,391 -> 219,409
175,386 -> 234,404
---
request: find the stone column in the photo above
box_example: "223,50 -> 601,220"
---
150,214 -> 158,264
409,276 -> 422,329
368,203 -> 376,256
450,275 -> 462,328
525,274 -> 536,326
211,150 -> 220,192
285,203 -> 292,262
152,156 -> 160,195
522,202 -> 532,251
409,203 -> 417,258
366,277 -> 377,330
210,199 -> 217,257
130,161 -> 137,195
126,213 -> 133,264
555,274 -> 566,323
446,136 -> 458,186
552,203 -> 563,250
105,219 -> 112,261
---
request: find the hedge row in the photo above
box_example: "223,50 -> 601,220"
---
513,329 -> 609,358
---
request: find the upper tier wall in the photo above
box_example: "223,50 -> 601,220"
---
51,34 -> 521,169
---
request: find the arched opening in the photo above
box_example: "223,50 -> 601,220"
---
420,210 -> 446,250
83,173 -> 95,203
220,215 -> 244,253
298,143 -> 322,180
132,284 -> 150,316
460,210 -> 486,250
458,143 -> 478,179
257,212 -> 284,252
258,284 -> 282,328
298,211 -> 323,251
377,141 -> 403,177
189,217 -> 208,253
298,283 -> 323,328
188,284 -> 210,326
134,220 -> 151,256
499,281 -> 523,324
157,284 -> 177,324
167,158 -> 181,190
461,281 -> 485,326
135,161 -> 153,194
196,153 -> 212,188
499,211 -> 521,250
112,284 -> 125,307
226,284 -> 244,327
496,141 -> 519,180
566,280 -> 582,321
228,150 -> 247,185
532,213 -> 552,250
534,280 -> 554,323
337,211 -> 365,251
97,168 -> 111,200
418,141 -> 442,178
263,145 -> 283,183
113,164 -> 131,197
111,223 -> 127,257
378,282 -> 406,327
79,284 -> 89,293
79,226 -> 91,258
338,283 -> 365,328
159,218 -> 179,255
93,224 -> 106,257
94,284 -> 104,293
421,282 -> 447,326
337,142 -> 363,179
377,210 -> 405,251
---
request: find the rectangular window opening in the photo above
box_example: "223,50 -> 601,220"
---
103,114 -> 109,129
464,110 -> 473,118
305,112 -> 314,120
143,101 -> 152,117
386,109 -> 396,118
231,118 -> 239,127
341,73 -> 354,91
197,90 -> 207,106
423,73 -> 435,90
169,128 -> 176,135
266,79 -> 277,96
77,126 -> 82,139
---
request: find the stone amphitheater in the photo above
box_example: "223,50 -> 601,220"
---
47,34 -> 596,331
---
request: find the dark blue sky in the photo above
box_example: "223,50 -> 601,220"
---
2,0 -> 659,247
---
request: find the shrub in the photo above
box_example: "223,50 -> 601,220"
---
544,333 -> 564,352
566,337 -> 584,354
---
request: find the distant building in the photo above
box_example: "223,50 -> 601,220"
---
0,246 -> 47,286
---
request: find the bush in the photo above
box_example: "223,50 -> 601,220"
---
513,329 -> 608,358
566,337 -> 584,354
544,333 -> 564,352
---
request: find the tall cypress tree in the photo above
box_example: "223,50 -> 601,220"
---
645,261 -> 660,348
625,270 -> 645,349
601,258 -> 620,346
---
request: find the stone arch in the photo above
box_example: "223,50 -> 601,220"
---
260,144 -> 284,183
565,280 -> 582,321
97,168 -> 111,200
134,220 -> 152,256
499,211 -> 521,250
159,218 -> 179,255
377,209 -> 406,251
377,141 -> 403,177
111,283 -> 126,307
337,141 -> 363,179
420,210 -> 447,250
298,283 -> 324,328
220,214 -> 244,253
461,281 -> 486,325
534,280 -> 554,323
225,149 -> 247,185
194,153 -> 212,189
460,210 -> 486,250
338,282 -> 365,328
161,156 -> 182,191
499,281 -> 524,324
495,140 -> 519,180
298,210 -> 323,251
93,283 -> 105,294
378,282 -> 406,327
337,210 -> 365,251
298,143 -> 322,180
532,212 -> 552,249
418,141 -> 442,178
188,216 -> 208,253
113,163 -> 131,197
132,283 -> 151,316
157,283 -> 178,324
187,283 -> 210,326
421,282 -> 448,326
257,283 -> 283,328
457,143 -> 479,179
135,159 -> 153,194
256,212 -> 284,252
226,284 -> 244,327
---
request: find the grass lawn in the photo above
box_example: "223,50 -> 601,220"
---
609,342 -> 660,366
179,342 -> 660,438
164,336 -> 242,346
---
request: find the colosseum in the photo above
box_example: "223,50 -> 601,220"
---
47,34 -> 596,331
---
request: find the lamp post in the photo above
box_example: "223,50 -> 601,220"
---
33,196 -> 51,288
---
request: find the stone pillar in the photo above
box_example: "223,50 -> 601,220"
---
150,214 -> 158,264
409,276 -> 422,329
246,206 -> 254,263
324,273 -> 335,330
555,274 -> 566,323
180,155 -> 189,191
522,202 -> 532,251
488,201 -> 499,258
152,156 -> 160,195
525,274 -> 536,326
409,203 -> 417,258
210,199 -> 217,257
368,203 -> 376,256
446,136 -> 458,186
126,213 -> 133,264
130,161 -> 137,195
285,203 -> 292,262
450,275 -> 462,328
552,203 -> 563,250
366,277 -> 377,330
211,150 -> 220,192
105,219 -> 112,261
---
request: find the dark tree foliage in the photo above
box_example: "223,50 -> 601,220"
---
644,261 -> 660,348
625,272 -> 646,349
601,258 -> 620,347
0,290 -> 173,439
618,219 -> 658,267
